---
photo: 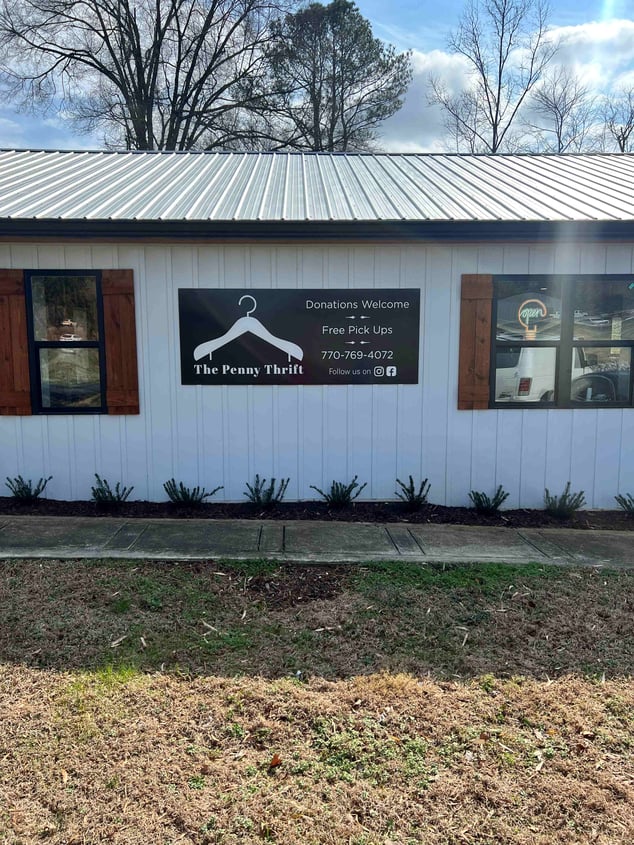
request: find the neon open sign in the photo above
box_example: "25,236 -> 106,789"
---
518,298 -> 547,339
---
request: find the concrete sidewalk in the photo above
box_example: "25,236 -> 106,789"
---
0,515 -> 632,567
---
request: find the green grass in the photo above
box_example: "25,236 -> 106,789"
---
110,596 -> 132,614
217,557 -> 279,576
1,558 -> 632,680
352,560 -> 558,594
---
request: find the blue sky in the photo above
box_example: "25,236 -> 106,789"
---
0,0 -> 633,151
358,0 -> 633,49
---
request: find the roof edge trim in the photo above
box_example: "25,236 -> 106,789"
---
0,219 -> 633,242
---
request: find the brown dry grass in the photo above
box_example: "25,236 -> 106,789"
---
1,670 -> 632,844
0,558 -> 633,844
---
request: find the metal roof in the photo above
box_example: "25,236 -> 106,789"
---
1,149 -> 634,224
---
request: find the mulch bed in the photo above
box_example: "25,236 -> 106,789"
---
1,496 -> 633,530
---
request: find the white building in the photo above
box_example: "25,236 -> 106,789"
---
1,149 -> 633,508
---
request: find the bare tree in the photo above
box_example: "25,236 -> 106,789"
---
0,0 -> 287,150
601,89 -> 634,153
429,0 -> 558,153
260,0 -> 412,151
526,67 -> 598,152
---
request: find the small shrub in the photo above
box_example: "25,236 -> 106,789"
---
244,474 -> 289,508
544,482 -> 585,518
468,485 -> 509,515
395,475 -> 430,510
615,493 -> 634,514
163,478 -> 223,506
310,475 -> 367,508
91,474 -> 134,504
5,475 -> 52,501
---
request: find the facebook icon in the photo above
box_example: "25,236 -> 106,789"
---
386,366 -> 397,377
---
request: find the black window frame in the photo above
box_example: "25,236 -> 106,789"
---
490,274 -> 634,409
24,269 -> 108,415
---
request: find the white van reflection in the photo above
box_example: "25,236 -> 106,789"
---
495,347 -> 630,403
495,347 -> 558,402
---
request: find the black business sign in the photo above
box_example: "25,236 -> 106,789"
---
179,288 -> 420,385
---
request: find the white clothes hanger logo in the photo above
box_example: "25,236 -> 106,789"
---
194,294 -> 304,363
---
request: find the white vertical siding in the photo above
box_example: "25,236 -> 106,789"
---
445,245 -> 478,507
395,247 -> 425,491
322,248 -> 351,489
1,239 -> 633,509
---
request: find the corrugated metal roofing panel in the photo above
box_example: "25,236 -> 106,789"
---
510,155 -> 634,219
184,155 -> 235,219
0,149 -> 634,224
262,154 -> 290,220
179,154 -> 245,220
302,155 -> 331,220
356,156 -> 426,219
211,155 -> 259,220
377,157 -> 450,219
0,150 -> 124,217
469,155 -> 621,220
397,156 -> 498,220
283,153 -> 307,220
91,154 -> 196,219
315,155 -> 353,220
158,154 -> 223,219
431,155 -> 563,220
130,154 -> 209,219
331,156 -> 380,219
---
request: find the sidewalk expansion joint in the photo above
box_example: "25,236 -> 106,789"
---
407,527 -> 426,554
123,524 -> 150,552
516,529 -> 567,560
383,525 -> 426,556
105,521 -> 131,546
384,527 -> 401,555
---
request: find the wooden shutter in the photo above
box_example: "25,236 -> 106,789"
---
102,269 -> 140,415
458,274 -> 493,410
0,270 -> 31,415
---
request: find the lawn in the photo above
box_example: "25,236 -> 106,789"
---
0,558 -> 632,844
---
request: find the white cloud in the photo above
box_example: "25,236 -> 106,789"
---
548,19 -> 634,87
551,18 -> 634,52
379,50 -> 471,152
615,68 -> 634,88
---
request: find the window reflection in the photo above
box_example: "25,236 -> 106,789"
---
493,276 -> 634,408
570,347 -> 631,403
39,348 -> 102,409
495,346 -> 556,402
496,279 -> 562,341
31,275 -> 99,342
573,279 -> 634,341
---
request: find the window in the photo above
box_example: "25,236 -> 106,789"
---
0,268 -> 139,415
26,271 -> 106,413
458,274 -> 634,410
